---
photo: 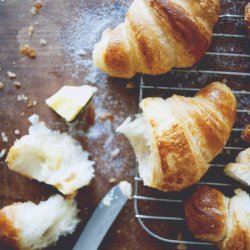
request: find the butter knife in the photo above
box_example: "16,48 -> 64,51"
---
73,184 -> 129,250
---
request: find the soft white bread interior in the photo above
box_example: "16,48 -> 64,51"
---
117,82 -> 237,192
224,148 -> 250,185
6,114 -> 95,195
0,195 -> 80,250
116,115 -> 153,186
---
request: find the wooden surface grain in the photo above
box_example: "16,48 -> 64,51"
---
0,1 -> 249,250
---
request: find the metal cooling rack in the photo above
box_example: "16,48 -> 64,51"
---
134,7 -> 250,248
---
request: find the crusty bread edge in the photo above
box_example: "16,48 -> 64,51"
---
0,211 -> 22,249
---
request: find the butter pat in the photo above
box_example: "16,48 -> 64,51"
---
46,85 -> 97,122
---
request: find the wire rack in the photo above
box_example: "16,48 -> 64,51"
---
134,2 -> 250,248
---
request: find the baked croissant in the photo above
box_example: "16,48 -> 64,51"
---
117,82 -> 237,192
185,186 -> 250,250
93,0 -> 220,78
224,148 -> 250,185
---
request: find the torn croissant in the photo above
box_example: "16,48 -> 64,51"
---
185,186 -> 250,250
0,195 -> 80,250
6,115 -> 95,195
117,82 -> 237,192
224,148 -> 250,185
93,0 -> 220,78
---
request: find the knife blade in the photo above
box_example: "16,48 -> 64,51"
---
73,184 -> 129,250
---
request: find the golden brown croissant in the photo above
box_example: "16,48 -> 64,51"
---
117,82 -> 237,191
93,0 -> 220,78
185,186 -> 250,250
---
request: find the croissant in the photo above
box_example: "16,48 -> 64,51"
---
117,82 -> 237,192
224,148 -> 250,186
185,186 -> 250,250
93,0 -> 220,78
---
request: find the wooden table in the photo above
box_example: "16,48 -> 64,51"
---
0,1 -> 249,250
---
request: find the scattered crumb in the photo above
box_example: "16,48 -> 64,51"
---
27,99 -> 34,108
222,78 -> 227,84
1,132 -> 8,143
110,148 -> 120,158
33,100 -> 37,106
17,94 -> 28,102
35,21 -> 39,25
14,129 -> 20,135
0,149 -> 6,158
13,61 -> 16,65
28,25 -> 34,36
85,104 -> 95,126
102,188 -> 114,206
241,124 -> 250,143
21,112 -> 25,116
30,0 -> 43,15
76,49 -> 87,56
126,82 -> 136,89
0,82 -> 3,90
99,113 -> 114,122
109,177 -> 116,184
177,244 -> 187,250
7,71 -> 16,79
13,81 -> 21,89
20,44 -> 36,58
39,38 -> 47,46
117,230 -> 121,234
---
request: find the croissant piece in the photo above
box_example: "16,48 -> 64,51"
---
224,148 -> 250,186
117,82 -> 237,192
185,186 -> 250,250
93,0 -> 220,78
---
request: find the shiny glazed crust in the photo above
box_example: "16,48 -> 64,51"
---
141,82 -> 237,191
185,187 -> 250,250
184,186 -> 229,242
93,0 -> 220,78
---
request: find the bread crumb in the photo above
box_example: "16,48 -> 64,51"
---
20,44 -> 36,58
14,129 -> 20,135
99,113 -> 114,122
28,26 -> 34,36
33,100 -> 37,106
7,71 -> 16,79
17,94 -> 28,102
39,38 -> 47,46
0,149 -> 6,158
27,99 -> 34,108
126,82 -> 136,89
241,124 -> 250,143
177,244 -> 187,250
1,132 -> 8,142
76,49 -> 87,56
30,0 -> 43,15
111,148 -> 120,158
21,112 -> 25,116
0,82 -> 3,90
13,82 -> 21,89
109,177 -> 116,184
